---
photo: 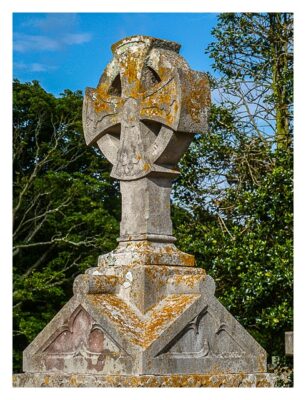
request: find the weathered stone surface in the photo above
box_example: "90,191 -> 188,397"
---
23,268 -> 267,376
13,372 -> 275,387
95,241 -> 195,268
285,331 -> 293,356
20,35 -> 272,386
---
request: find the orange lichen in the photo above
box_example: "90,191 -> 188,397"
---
140,78 -> 178,127
12,373 -> 275,387
91,84 -> 123,115
144,294 -> 199,346
85,293 -> 199,348
256,377 -> 271,387
91,275 -> 119,292
183,73 -> 210,124
143,162 -> 150,172
179,252 -> 195,267
257,352 -> 267,373
170,273 -> 205,288
69,376 -> 78,386
87,294 -> 144,346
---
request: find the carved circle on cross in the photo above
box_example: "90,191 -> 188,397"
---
83,36 -> 210,181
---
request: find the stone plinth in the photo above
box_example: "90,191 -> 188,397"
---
22,262 -> 267,377
13,372 -> 275,388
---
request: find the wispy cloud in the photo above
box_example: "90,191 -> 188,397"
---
62,33 -> 92,46
14,14 -> 92,53
14,34 -> 61,52
14,62 -> 57,73
21,13 -> 79,33
14,32 -> 92,53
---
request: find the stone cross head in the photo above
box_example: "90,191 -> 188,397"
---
83,35 -> 210,181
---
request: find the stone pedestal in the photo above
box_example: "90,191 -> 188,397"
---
20,244 -> 268,380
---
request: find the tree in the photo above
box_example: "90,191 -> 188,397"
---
13,80 -> 120,371
173,13 -> 293,370
207,13 -> 293,150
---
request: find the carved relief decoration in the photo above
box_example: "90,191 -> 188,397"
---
37,305 -> 129,372
155,306 -> 246,359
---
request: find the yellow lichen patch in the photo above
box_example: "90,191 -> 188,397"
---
156,65 -> 171,80
143,294 -> 199,347
143,162 -> 150,172
178,252 -> 195,267
163,245 -> 175,254
69,375 -> 78,386
257,352 -> 267,373
104,373 -> 251,387
124,58 -> 138,85
93,99 -> 114,115
86,294 -> 145,346
85,292 -> 199,349
170,273 -> 205,288
91,81 -> 124,114
118,49 -> 147,97
256,377 -> 271,387
145,265 -> 169,278
173,100 -> 179,115
12,372 -> 275,387
140,78 -> 178,128
183,73 -> 210,124
91,275 -> 119,293
148,254 -> 163,266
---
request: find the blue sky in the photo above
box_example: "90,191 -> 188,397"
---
13,13 -> 219,96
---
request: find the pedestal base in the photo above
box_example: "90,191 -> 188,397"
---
13,372 -> 275,387
21,245 -> 268,378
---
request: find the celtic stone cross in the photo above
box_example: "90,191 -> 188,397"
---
83,35 -> 210,244
21,36 -> 269,383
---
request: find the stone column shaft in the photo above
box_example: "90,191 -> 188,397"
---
119,176 -> 174,243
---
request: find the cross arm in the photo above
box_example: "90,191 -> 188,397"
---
83,86 -> 124,146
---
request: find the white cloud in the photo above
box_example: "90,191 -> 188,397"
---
21,14 -> 79,33
14,14 -> 92,53
14,62 -> 57,72
62,33 -> 92,46
13,15 -> 92,76
14,34 -> 62,52
14,32 -> 92,53
30,63 -> 53,72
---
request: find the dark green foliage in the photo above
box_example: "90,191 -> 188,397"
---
13,80 -> 120,372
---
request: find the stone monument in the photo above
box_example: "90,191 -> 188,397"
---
14,35 -> 274,387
